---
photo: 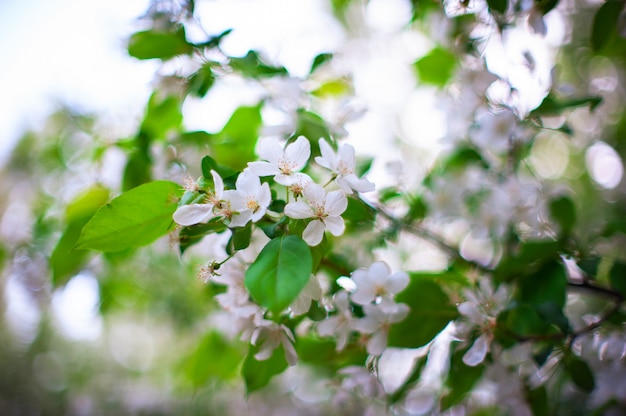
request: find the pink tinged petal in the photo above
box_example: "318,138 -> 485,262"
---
258,137 -> 283,163
247,161 -> 279,177
302,220 -> 325,246
367,331 -> 388,355
385,271 -> 409,294
315,138 -> 337,171
462,333 -> 490,366
211,170 -> 224,197
303,182 -> 326,204
285,135 -> 311,170
323,215 -> 345,236
325,190 -> 348,216
284,201 -> 313,219
173,204 -> 214,226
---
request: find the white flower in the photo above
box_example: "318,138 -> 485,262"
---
173,170 -> 224,226
247,136 -> 312,186
457,279 -> 510,366
353,303 -> 410,355
470,108 -> 518,154
315,139 -> 375,194
317,291 -> 355,351
290,274 -> 323,316
251,321 -> 298,366
229,169 -> 271,227
284,182 -> 348,246
338,366 -> 385,399
349,261 -> 409,313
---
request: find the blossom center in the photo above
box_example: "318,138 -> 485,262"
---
337,160 -> 352,176
246,197 -> 260,212
278,158 -> 297,175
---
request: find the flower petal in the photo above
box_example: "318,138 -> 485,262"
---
284,201 -> 313,219
211,170 -> 224,197
285,135 -> 311,170
325,190 -> 348,215
257,137 -> 283,163
302,220 -> 325,246
247,161 -> 279,177
303,182 -> 326,204
315,138 -> 337,171
385,271 -> 409,294
462,333 -> 489,366
323,215 -> 345,236
173,204 -> 214,226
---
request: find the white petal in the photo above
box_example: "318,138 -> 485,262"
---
342,174 -> 375,193
323,215 -> 345,237
173,204 -> 214,226
302,220 -> 325,246
367,331 -> 387,355
284,201 -> 313,219
325,190 -> 348,215
368,261 -> 392,286
236,170 -> 260,195
385,271 -> 409,295
258,137 -> 283,163
462,333 -> 490,366
353,316 -> 379,334
351,284 -> 376,306
338,143 -> 356,169
317,316 -> 339,337
229,210 -> 252,227
303,182 -> 326,204
282,337 -> 298,366
315,138 -> 337,171
458,302 -> 483,324
211,170 -> 224,197
247,161 -> 279,177
285,135 -> 311,170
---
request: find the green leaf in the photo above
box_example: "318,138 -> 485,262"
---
388,274 -> 459,348
565,355 -> 595,392
486,0 -> 508,14
180,331 -> 244,386
441,344 -> 485,410
310,52 -> 333,73
228,223 -> 253,254
122,150 -> 152,191
244,236 -> 313,315
141,93 -> 183,140
518,260 -> 568,309
201,155 -> 238,185
343,197 -> 376,230
212,105 -> 262,171
495,240 -> 562,281
76,181 -> 183,252
294,110 -> 332,144
497,304 -> 560,338
609,261 -> 626,297
128,26 -> 193,60
51,185 -> 110,286
242,344 -> 288,395
229,50 -> 288,78
549,196 -> 576,235
414,47 -> 457,87
531,94 -> 603,117
591,0 -> 625,51
535,0 -> 560,15
526,385 -> 549,416
187,64 -> 215,98
297,336 -> 367,371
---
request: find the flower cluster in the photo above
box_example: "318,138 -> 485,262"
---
173,136 -> 375,246
318,261 -> 410,355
